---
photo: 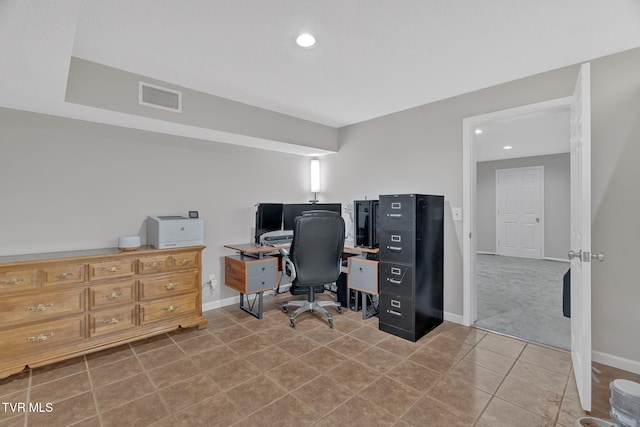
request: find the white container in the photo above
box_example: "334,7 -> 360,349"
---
118,235 -> 141,251
610,379 -> 640,427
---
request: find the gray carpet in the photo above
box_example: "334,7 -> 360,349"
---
475,254 -> 571,350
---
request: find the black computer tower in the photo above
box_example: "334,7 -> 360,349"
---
378,194 -> 444,342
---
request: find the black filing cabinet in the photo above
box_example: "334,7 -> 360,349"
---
378,194 -> 444,342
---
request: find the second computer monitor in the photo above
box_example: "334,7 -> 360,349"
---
283,203 -> 342,231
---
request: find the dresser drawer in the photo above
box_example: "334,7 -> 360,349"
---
379,229 -> 415,264
0,288 -> 85,325
172,251 -> 199,270
88,306 -> 137,338
139,292 -> 198,325
88,258 -> 136,281
88,279 -> 137,309
42,263 -> 86,287
348,258 -> 378,294
0,315 -> 86,358
138,254 -> 171,275
138,271 -> 198,301
0,268 -> 38,294
378,262 -> 414,298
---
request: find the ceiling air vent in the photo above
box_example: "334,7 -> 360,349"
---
138,81 -> 182,113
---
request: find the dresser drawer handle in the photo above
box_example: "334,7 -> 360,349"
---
103,317 -> 123,325
26,303 -> 53,312
164,283 -> 179,290
104,266 -> 121,273
0,278 -> 25,285
55,272 -> 74,280
104,292 -> 123,300
164,305 -> 180,312
146,262 -> 160,268
179,259 -> 192,265
27,332 -> 54,342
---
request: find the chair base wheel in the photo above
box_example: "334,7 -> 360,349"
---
337,306 -> 343,314
290,318 -> 296,328
328,318 -> 334,328
282,306 -> 288,313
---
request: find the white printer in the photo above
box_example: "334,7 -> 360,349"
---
147,216 -> 204,249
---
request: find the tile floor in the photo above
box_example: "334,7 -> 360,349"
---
1,293 -> 638,426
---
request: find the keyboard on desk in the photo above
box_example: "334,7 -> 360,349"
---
269,241 -> 290,247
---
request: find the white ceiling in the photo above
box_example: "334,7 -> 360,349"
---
1,0 -> 639,153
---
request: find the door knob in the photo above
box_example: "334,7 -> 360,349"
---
591,252 -> 605,262
568,250 -> 582,260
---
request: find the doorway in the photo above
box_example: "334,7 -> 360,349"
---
462,98 -> 572,350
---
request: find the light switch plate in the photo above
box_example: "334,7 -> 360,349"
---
451,207 -> 462,221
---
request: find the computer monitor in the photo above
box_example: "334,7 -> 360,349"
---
254,203 -> 283,244
283,203 -> 342,231
354,200 -> 379,248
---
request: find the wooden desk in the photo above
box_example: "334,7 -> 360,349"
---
345,246 -> 380,319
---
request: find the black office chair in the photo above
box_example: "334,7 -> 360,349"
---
280,210 -> 345,328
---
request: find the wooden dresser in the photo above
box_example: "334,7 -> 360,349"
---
0,246 -> 207,379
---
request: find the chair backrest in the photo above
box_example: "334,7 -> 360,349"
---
289,210 -> 345,287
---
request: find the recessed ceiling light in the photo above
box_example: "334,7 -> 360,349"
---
475,129 -> 483,134
503,145 -> 513,150
296,33 -> 316,48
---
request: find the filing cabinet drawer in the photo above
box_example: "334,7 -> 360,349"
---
139,292 -> 198,325
138,254 -> 171,275
172,251 -> 200,270
0,288 -> 85,325
89,279 -> 137,309
42,263 -> 86,287
348,258 -> 378,294
379,195 -> 415,230
379,229 -> 415,264
89,305 -> 137,338
378,262 -> 413,298
89,258 -> 136,281
138,271 -> 199,300
0,269 -> 38,294
379,294 -> 414,331
0,315 -> 86,358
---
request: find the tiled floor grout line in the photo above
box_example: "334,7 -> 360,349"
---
83,353 -> 104,427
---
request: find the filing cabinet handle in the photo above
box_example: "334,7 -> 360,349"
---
26,303 -> 53,312
164,305 -> 180,312
388,214 -> 402,218
55,272 -> 74,280
27,332 -> 54,342
387,246 -> 402,252
103,317 -> 123,325
104,292 -> 123,300
388,278 -> 402,285
0,278 -> 25,285
164,282 -> 178,290
179,259 -> 192,265
388,310 -> 402,316
104,266 -> 121,273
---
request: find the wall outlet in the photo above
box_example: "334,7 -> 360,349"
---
209,274 -> 217,291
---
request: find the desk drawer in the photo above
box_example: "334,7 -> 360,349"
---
348,258 -> 378,294
139,292 -> 198,325
225,256 -> 276,294
0,315 -> 86,358
89,306 -> 137,338
89,279 -> 137,309
138,271 -> 198,300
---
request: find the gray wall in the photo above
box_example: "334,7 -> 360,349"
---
476,154 -> 570,259
1,47 -> 639,369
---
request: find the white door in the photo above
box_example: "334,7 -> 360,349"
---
496,166 -> 543,259
569,63 -> 592,411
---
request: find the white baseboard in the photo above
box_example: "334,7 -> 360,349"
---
593,350 -> 640,375
543,257 -> 570,263
444,311 -> 464,325
202,295 -> 239,312
477,251 -> 496,255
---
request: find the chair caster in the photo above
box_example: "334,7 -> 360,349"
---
328,318 -> 334,329
289,318 -> 296,328
282,305 -> 288,313
336,306 -> 343,314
